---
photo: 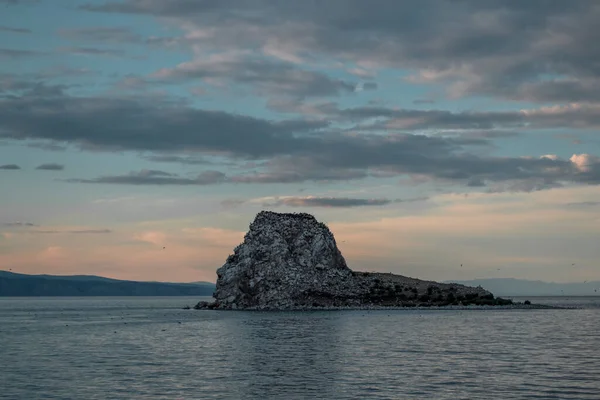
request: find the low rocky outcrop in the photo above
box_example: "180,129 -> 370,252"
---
196,211 -> 511,310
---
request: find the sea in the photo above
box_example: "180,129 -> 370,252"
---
1,296 -> 599,400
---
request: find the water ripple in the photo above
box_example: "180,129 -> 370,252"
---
0,297 -> 599,399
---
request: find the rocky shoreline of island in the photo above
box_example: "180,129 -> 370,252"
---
193,302 -> 566,311
193,299 -> 567,311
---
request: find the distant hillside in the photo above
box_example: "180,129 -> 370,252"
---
0,271 -> 216,296
447,278 -> 600,297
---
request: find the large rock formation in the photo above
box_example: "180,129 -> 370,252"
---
196,211 -> 510,310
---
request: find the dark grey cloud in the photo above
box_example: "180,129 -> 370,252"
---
36,163 -> 64,171
264,98 -> 335,115
69,140 -> 598,190
254,151 -> 584,189
67,169 -> 226,185
0,88 -> 327,157
0,76 -> 71,97
0,48 -> 43,59
58,27 -> 141,43
513,79 -> 600,103
0,0 -> 39,5
36,66 -> 96,79
66,147 -> 600,190
6,83 -> 596,160
27,142 -> 68,151
413,99 -> 436,105
80,0 -> 215,14
2,88 -> 600,191
3,222 -> 36,227
4,0 -> 596,196
266,197 -> 393,208
466,178 -> 486,187
262,195 -> 429,208
154,55 -> 356,98
0,84 -> 69,100
143,155 -> 212,165
58,47 -> 125,57
2,220 -> 108,234
324,103 -> 600,130
230,167 -> 369,184
0,164 -> 20,170
457,131 -> 522,140
486,179 -> 564,194
0,25 -> 31,34
1,72 -> 86,97
82,0 -> 600,103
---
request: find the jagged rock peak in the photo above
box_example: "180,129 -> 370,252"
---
247,211 -> 330,242
210,211 -> 350,309
254,210 -> 318,221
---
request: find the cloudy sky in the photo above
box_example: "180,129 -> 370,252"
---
1,0 -> 599,283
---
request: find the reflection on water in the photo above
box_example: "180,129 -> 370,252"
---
1,296 -> 599,399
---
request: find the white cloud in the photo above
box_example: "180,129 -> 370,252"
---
570,153 -> 600,172
541,154 -> 559,160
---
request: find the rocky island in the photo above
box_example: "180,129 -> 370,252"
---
196,211 -> 517,310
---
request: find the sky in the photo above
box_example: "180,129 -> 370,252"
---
1,0 -> 599,283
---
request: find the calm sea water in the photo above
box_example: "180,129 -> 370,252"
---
1,296 -> 599,400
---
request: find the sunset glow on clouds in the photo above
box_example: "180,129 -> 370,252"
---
1,1 -> 599,282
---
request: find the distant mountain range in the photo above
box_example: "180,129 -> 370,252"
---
0,271 -> 216,297
447,278 -> 600,297
3,271 -> 597,297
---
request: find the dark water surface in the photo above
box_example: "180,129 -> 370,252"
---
1,296 -> 599,399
